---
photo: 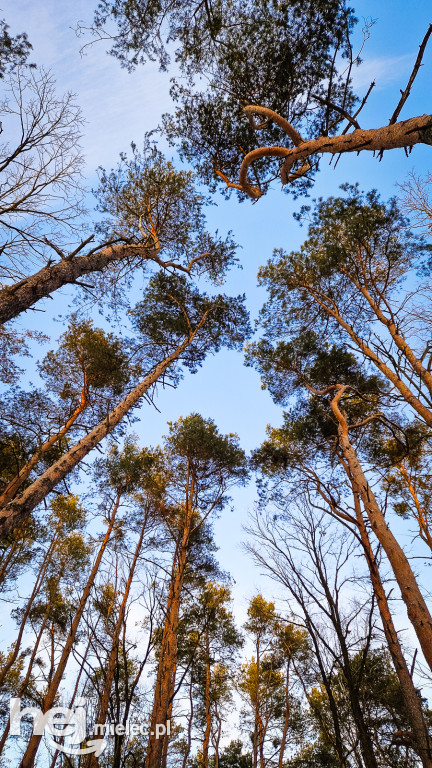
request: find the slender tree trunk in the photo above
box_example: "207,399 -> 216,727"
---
311,522 -> 379,768
112,643 -> 153,768
0,532 -> 58,688
278,661 -> 290,768
0,521 -> 28,587
213,706 -> 222,768
19,497 -> 120,768
47,634 -> 93,768
291,611 -> 348,766
352,493 -> 432,768
202,632 -> 212,768
146,545 -> 188,768
181,677 -> 194,768
308,297 -> 432,429
252,638 -> 260,768
89,513 -> 149,768
330,388 -> 432,672
0,610 -> 48,755
0,243 -> 157,324
0,384 -> 88,508
146,469 -> 195,768
396,463 -> 432,554
354,279 -> 432,400
0,319 -> 207,538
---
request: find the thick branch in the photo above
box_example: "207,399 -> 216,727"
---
0,316 -> 209,536
0,243 -> 158,324
232,114 -> 432,199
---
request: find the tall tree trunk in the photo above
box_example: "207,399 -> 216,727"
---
0,609 -> 48,755
146,545 -> 188,768
278,661 -> 290,768
181,677 -> 194,768
396,463 -> 432,554
146,469 -> 195,768
330,388 -> 432,672
89,513 -> 149,768
47,634 -> 93,768
19,497 -> 120,768
202,632 -> 212,768
351,492 -> 432,768
0,520 -> 30,587
0,318 -> 207,538
0,243 -> 157,324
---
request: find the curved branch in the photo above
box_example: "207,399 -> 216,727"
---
233,114 -> 432,200
243,105 -> 305,146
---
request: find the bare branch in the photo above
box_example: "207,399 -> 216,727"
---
389,24 -> 432,125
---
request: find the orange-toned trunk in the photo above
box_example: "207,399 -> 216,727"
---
352,493 -> 432,768
330,389 -> 432,672
19,497 -> 119,768
0,382 -> 88,508
0,317 -> 208,538
146,469 -> 195,768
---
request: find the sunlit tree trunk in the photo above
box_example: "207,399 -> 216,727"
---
351,492 -> 432,768
89,511 -> 149,768
330,387 -> 432,673
19,496 -> 119,768
0,380 -> 89,508
0,321 -> 206,538
145,469 -> 195,768
0,243 -> 157,324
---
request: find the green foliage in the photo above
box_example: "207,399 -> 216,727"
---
95,139 -> 238,282
257,186 -> 425,345
48,493 -> 86,531
216,740 -> 252,768
130,271 -> 250,377
244,594 -> 276,640
40,316 -> 131,401
165,412 -> 248,512
94,437 -> 165,498
247,331 -> 385,405
0,18 -> 32,77
90,1 -> 357,196
309,647 -> 432,766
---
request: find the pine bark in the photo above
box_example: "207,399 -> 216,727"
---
352,493 -> 432,768
145,469 -> 195,768
0,323 -> 204,538
89,514 -> 148,768
0,244 -> 156,324
330,389 -> 432,672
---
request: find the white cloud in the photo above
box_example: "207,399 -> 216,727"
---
350,53 -> 414,90
2,0 -> 175,173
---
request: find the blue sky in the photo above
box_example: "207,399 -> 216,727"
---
3,0 -> 432,658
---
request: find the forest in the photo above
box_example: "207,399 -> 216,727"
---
1,1 -> 432,766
